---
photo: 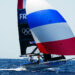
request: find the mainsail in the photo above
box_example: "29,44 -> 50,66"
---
26,0 -> 75,55
17,0 -> 38,55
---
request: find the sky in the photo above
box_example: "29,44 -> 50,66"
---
0,0 -> 75,58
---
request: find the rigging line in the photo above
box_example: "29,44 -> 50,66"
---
31,47 -> 38,54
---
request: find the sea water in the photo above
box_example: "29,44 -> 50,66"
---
0,59 -> 75,75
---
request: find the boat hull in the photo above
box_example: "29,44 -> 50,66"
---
22,60 -> 66,70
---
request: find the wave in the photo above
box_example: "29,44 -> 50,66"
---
0,66 -> 27,71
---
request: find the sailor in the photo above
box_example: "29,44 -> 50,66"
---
29,55 -> 34,63
37,55 -> 41,64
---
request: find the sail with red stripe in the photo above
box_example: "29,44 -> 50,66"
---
26,0 -> 75,55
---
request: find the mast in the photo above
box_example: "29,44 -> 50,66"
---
17,0 -> 38,56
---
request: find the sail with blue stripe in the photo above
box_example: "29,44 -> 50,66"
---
26,0 -> 75,55
27,9 -> 66,29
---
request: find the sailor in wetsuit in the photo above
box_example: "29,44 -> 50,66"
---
29,55 -> 34,63
37,56 -> 41,64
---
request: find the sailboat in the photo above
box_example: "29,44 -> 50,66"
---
17,0 -> 75,70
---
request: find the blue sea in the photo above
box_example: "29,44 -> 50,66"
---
0,58 -> 75,75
